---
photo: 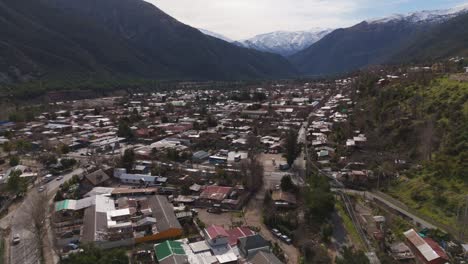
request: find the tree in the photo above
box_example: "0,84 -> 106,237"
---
2,141 -> 13,155
117,120 -> 134,139
9,155 -> 20,166
305,175 -> 335,225
336,247 -> 370,264
120,149 -> 135,171
280,175 -> 296,192
62,244 -> 129,264
22,192 -> 50,263
284,129 -> 299,166
7,170 -> 27,195
239,157 -> 264,193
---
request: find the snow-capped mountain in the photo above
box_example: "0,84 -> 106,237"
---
198,28 -> 233,42
238,28 -> 334,56
367,4 -> 468,24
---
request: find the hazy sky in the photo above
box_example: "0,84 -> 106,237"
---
149,0 -> 468,40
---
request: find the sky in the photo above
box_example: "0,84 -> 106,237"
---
148,0 -> 468,40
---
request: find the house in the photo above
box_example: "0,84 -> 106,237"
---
113,168 -> 167,186
154,240 -> 188,264
238,234 -> 270,258
198,186 -> 232,206
205,225 -> 229,247
226,227 -> 255,246
82,169 -> 111,189
403,229 -> 449,264
249,251 -> 283,264
54,192 -> 182,249
192,151 -> 210,163
271,191 -> 297,208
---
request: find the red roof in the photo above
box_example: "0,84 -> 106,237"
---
200,186 -> 232,201
424,238 -> 449,260
205,225 -> 229,240
227,227 -> 255,246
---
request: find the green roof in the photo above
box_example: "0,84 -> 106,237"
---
154,240 -> 186,262
55,200 -> 71,211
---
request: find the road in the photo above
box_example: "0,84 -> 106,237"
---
335,189 -> 440,229
0,167 -> 84,264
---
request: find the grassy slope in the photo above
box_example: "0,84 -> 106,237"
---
354,75 -> 467,235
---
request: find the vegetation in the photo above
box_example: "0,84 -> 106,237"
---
352,74 -> 468,235
304,175 -> 335,225
335,199 -> 364,249
9,156 -> 19,167
336,247 -> 370,264
120,149 -> 135,171
280,175 -> 297,192
61,244 -> 129,264
283,129 -> 300,166
7,170 -> 27,196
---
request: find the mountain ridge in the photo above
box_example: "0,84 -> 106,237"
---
0,0 -> 297,84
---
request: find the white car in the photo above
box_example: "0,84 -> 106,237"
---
12,234 -> 20,244
38,186 -> 45,192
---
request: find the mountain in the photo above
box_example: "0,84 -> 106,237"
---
0,0 -> 297,85
238,29 -> 333,56
290,6 -> 468,76
391,12 -> 468,63
198,29 -> 233,42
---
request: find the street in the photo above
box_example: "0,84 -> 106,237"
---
0,167 -> 84,264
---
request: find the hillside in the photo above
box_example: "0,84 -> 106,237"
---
0,0 -> 297,85
351,74 -> 468,234
391,13 -> 468,63
289,21 -> 428,76
289,7 -> 468,77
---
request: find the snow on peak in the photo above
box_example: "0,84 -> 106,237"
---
238,28 -> 334,56
367,4 -> 468,24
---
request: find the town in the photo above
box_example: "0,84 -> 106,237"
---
0,64 -> 467,264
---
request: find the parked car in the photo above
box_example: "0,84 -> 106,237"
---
207,208 -> 222,214
38,186 -> 45,192
280,235 -> 292,244
271,229 -> 281,237
56,176 -> 64,181
12,234 -> 20,245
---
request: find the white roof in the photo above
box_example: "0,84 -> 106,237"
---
403,229 -> 439,261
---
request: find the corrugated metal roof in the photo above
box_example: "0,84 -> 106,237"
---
404,229 -> 439,261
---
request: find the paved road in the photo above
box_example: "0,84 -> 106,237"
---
333,188 -> 444,233
1,167 -> 84,264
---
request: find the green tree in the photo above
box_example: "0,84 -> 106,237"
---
9,156 -> 20,166
117,120 -> 133,139
284,129 -> 299,166
305,175 -> 335,225
62,243 -> 129,264
7,170 -> 27,195
2,141 -> 13,155
280,175 -> 296,192
336,247 -> 369,264
120,149 -> 135,171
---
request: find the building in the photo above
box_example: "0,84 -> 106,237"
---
113,168 -> 167,186
249,251 -> 283,264
198,186 -> 232,206
192,151 -> 210,163
205,225 -> 229,247
271,191 -> 297,208
82,169 -> 111,190
54,191 -> 182,249
403,229 -> 449,264
238,234 -> 270,258
154,240 -> 188,264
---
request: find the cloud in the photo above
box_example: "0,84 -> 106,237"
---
147,0 -> 466,39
